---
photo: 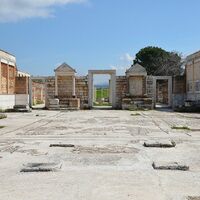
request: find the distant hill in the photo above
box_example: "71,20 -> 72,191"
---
94,83 -> 109,89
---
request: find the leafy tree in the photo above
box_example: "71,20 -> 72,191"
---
134,46 -> 183,76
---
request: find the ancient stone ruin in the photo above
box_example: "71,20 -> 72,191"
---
39,62 -> 183,110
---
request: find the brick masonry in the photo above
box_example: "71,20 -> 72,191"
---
15,77 -> 29,94
0,62 -> 17,94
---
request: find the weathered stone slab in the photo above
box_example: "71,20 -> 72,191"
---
152,162 -> 189,171
187,197 -> 200,200
144,140 -> 176,148
20,162 -> 62,172
50,144 -> 75,148
49,98 -> 59,105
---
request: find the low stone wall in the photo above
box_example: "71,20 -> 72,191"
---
122,97 -> 153,110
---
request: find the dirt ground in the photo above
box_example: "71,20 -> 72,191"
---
0,109 -> 200,200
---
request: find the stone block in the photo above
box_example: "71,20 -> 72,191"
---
144,140 -> 176,148
152,161 -> 189,171
49,98 -> 59,105
50,144 -> 75,148
20,162 -> 62,172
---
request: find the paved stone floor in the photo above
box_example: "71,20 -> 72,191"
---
0,109 -> 200,200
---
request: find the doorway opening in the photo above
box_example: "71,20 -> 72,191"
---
153,76 -> 172,109
93,74 -> 111,109
156,79 -> 169,108
88,70 -> 116,109
31,78 -> 46,109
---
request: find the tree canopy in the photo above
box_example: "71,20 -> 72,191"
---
133,46 -> 183,76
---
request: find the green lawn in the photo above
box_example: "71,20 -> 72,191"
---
96,88 -> 109,99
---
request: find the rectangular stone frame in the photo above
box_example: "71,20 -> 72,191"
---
29,77 -> 47,108
88,70 -> 116,108
153,76 -> 172,107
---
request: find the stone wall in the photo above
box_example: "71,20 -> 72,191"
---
116,76 -> 128,109
45,77 -> 55,108
172,75 -> 186,109
75,76 -> 89,109
146,76 -> 154,98
173,76 -> 186,94
58,76 -> 73,98
186,51 -> 200,101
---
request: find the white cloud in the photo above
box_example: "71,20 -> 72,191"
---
120,53 -> 134,62
0,0 -> 87,22
109,53 -> 134,75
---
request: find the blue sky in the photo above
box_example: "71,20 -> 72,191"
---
0,0 -> 200,79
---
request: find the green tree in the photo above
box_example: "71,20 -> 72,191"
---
134,46 -> 183,76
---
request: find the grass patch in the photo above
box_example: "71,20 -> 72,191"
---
0,126 -> 5,129
0,114 -> 7,119
171,126 -> 191,130
96,88 -> 109,99
131,113 -> 141,116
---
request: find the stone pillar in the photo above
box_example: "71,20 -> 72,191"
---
111,73 -> 116,108
55,74 -> 58,97
109,79 -> 112,104
29,77 -> 33,107
93,86 -> 96,103
72,76 -> 76,97
88,72 -> 93,108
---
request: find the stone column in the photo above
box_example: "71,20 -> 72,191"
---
72,76 -> 76,97
93,86 -> 96,102
111,73 -> 116,108
88,72 -> 93,108
29,77 -> 33,108
109,79 -> 112,104
55,74 -> 58,97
